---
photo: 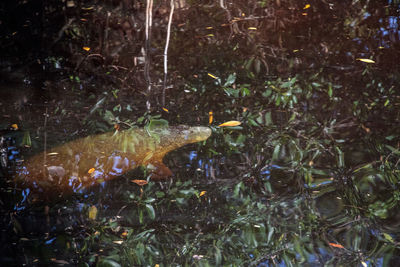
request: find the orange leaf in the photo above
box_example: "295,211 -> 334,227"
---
218,120 -> 241,127
88,168 -> 95,174
11,124 -> 18,130
131,179 -> 148,186
329,242 -> 344,249
83,46 -> 91,51
208,111 -> 213,124
199,191 -> 207,197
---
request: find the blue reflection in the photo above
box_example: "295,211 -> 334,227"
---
260,165 -> 281,180
189,151 -> 197,161
45,237 -> 56,245
21,188 -> 30,203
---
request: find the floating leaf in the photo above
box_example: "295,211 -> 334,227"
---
11,124 -> 18,130
82,46 -> 91,51
112,240 -> 124,244
303,4 -> 311,9
207,73 -> 218,79
131,179 -> 148,186
162,107 -> 169,112
209,111 -> 213,124
329,242 -> 344,249
248,27 -> 257,30
218,121 -> 241,127
199,191 -> 207,197
88,168 -> 95,174
357,58 -> 375,63
81,6 -> 94,11
88,205 -> 98,220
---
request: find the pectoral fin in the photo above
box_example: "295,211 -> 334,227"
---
149,161 -> 173,179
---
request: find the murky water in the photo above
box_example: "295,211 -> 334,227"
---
1,1 -> 400,266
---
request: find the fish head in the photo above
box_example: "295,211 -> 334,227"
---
179,126 -> 212,143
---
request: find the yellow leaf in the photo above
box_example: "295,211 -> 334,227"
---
199,191 -> 206,197
303,4 -> 311,9
11,124 -> 18,130
154,264 -> 160,267
83,46 -> 91,51
218,121 -> 241,127
162,107 -> 169,112
88,205 -> 97,220
208,111 -> 213,124
248,27 -> 257,30
88,168 -> 95,174
207,73 -> 218,79
357,58 -> 375,63
131,179 -> 148,186
206,26 -> 213,29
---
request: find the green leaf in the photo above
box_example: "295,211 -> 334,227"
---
383,233 -> 394,243
145,204 -> 155,220
224,73 -> 236,87
96,259 -> 121,267
262,89 -> 272,98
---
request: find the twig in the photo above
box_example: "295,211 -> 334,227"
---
43,108 -> 48,173
145,0 -> 154,111
162,0 -> 174,107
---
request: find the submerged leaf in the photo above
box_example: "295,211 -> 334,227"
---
88,205 -> 98,220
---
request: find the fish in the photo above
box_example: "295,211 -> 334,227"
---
16,125 -> 211,193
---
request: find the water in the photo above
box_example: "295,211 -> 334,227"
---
1,1 -> 400,266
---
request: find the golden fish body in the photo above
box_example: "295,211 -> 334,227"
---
17,126 -> 211,192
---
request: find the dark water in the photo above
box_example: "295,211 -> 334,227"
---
1,0 -> 400,266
